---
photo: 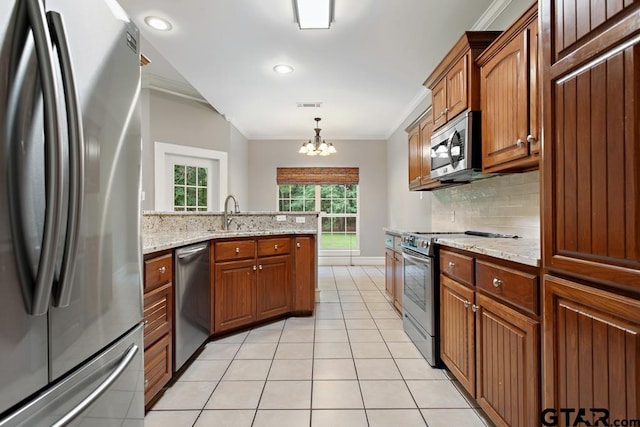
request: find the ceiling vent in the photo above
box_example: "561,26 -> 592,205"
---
297,102 -> 322,108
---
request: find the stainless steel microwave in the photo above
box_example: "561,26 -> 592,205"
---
430,111 -> 485,182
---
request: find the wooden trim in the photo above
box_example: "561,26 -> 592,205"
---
276,167 -> 359,185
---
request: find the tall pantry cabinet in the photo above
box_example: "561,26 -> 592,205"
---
540,0 -> 640,421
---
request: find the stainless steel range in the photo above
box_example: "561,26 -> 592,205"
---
401,232 -> 466,367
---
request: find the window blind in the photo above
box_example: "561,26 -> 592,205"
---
276,167 -> 359,185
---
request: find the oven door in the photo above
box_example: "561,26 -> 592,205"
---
402,249 -> 435,335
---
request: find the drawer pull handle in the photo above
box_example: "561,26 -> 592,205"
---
472,304 -> 479,313
274,244 -> 278,250
463,300 -> 470,308
492,278 -> 502,288
296,242 -> 301,248
158,266 -> 166,274
235,247 -> 240,253
448,262 -> 455,268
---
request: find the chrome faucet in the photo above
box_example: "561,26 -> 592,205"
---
223,195 -> 240,230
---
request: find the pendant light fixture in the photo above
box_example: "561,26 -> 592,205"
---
298,118 -> 336,156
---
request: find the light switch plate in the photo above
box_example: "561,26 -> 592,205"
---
295,217 -> 306,223
276,215 -> 286,222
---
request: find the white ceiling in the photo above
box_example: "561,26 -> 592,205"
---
117,0 -> 496,140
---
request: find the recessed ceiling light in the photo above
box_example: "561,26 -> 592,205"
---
144,16 -> 172,31
273,64 -> 294,74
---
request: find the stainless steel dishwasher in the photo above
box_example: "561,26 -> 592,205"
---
175,242 -> 211,371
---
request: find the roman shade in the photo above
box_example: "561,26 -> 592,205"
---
276,167 -> 359,185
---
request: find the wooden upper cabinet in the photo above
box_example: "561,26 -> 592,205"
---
431,78 -> 448,129
419,114 -> 435,186
446,55 -> 468,120
541,0 -> 640,290
408,125 -> 421,188
478,3 -> 539,172
543,275 -> 640,420
424,31 -> 501,132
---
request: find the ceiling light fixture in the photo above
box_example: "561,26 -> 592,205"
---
298,118 -> 336,156
293,0 -> 334,29
273,64 -> 294,74
144,16 -> 172,31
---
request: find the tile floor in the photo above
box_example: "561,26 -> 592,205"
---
145,266 -> 492,427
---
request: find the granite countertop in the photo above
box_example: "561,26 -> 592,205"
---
435,236 -> 541,267
143,229 -> 317,254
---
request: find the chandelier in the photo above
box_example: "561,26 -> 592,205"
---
298,117 -> 336,156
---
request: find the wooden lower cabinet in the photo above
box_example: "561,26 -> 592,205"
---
293,236 -> 316,313
213,259 -> 257,332
440,274 -> 476,397
144,334 -> 172,407
542,275 -> 640,422
476,293 -> 539,427
393,251 -> 403,312
385,249 -> 394,298
257,255 -> 291,320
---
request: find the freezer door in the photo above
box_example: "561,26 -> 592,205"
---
0,0 -> 50,414
0,324 -> 144,427
46,0 -> 143,380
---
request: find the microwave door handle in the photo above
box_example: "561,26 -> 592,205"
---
7,0 -> 64,316
47,11 -> 84,307
447,130 -> 456,165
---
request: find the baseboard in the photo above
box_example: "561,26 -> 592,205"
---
318,256 -> 384,266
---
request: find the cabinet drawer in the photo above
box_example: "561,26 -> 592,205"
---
144,254 -> 172,292
143,282 -> 172,349
476,260 -> 538,315
258,237 -> 291,257
440,250 -> 474,286
144,333 -> 172,407
214,240 -> 256,261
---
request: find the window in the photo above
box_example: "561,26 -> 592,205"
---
277,183 -> 359,252
173,165 -> 208,211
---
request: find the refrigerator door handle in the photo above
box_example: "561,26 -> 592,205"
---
51,344 -> 139,427
7,0 -> 64,316
46,11 -> 85,308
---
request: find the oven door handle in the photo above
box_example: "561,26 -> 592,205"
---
402,251 -> 432,266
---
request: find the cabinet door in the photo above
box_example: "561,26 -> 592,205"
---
293,236 -> 315,313
419,114 -> 435,186
393,251 -> 404,312
542,275 -> 640,421
385,249 -> 395,299
446,55 -> 468,120
481,30 -> 529,170
528,19 -> 540,156
214,259 -> 257,332
440,274 -> 476,397
542,42 -> 640,289
408,126 -> 421,188
257,255 -> 291,320
144,333 -> 172,407
143,282 -> 173,349
476,293 -> 539,427
432,78 -> 448,129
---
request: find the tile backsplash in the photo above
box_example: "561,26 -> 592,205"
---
431,171 -> 540,238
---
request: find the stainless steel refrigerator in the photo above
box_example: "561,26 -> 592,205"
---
0,0 -> 144,425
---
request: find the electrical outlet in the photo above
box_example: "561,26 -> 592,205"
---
276,215 -> 286,222
450,210 -> 455,223
296,217 -> 306,223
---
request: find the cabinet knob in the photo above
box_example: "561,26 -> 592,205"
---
144,379 -> 149,388
492,278 -> 502,288
235,247 -> 240,253
516,138 -> 524,147
463,300 -> 470,308
527,134 -> 537,144
253,265 -> 257,271
158,266 -> 166,274
259,265 -> 263,270
448,262 -> 455,268
296,242 -> 301,248
472,304 -> 479,313
274,244 -> 278,250
144,319 -> 149,326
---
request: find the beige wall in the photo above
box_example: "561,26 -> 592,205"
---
140,89 -> 248,210
247,139 -> 387,258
